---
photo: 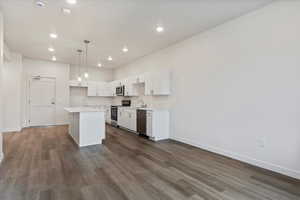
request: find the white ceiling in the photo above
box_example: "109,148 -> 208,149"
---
0,0 -> 273,68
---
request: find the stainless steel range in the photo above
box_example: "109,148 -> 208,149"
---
111,100 -> 131,126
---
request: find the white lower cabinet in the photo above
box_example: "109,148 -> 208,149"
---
117,108 -> 125,127
118,108 -> 169,141
118,108 -> 137,132
146,110 -> 169,141
68,113 -> 80,144
146,111 -> 153,137
67,111 -> 105,147
128,110 -> 137,132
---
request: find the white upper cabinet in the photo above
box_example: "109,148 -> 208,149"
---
124,77 -> 138,97
87,81 -> 98,96
132,74 -> 146,84
145,70 -> 171,96
97,82 -> 112,97
87,81 -> 111,97
70,69 -> 171,97
109,81 -> 119,97
69,80 -> 88,87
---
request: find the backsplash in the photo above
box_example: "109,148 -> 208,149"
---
112,84 -> 170,109
70,87 -> 112,106
69,66 -> 114,107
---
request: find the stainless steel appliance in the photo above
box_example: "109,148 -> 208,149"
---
111,106 -> 118,126
111,100 -> 131,126
137,109 -> 147,136
116,85 -> 125,96
121,100 -> 131,107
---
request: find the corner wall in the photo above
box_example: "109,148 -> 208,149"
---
113,1 -> 300,179
0,12 -> 4,161
3,53 -> 23,132
22,58 -> 70,126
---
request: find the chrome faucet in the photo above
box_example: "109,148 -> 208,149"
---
137,99 -> 147,108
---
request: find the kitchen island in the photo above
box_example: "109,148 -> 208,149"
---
64,107 -> 106,147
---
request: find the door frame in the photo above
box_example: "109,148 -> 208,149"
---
27,75 -> 57,127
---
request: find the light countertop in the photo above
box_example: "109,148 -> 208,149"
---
119,107 -> 169,111
64,107 -> 106,113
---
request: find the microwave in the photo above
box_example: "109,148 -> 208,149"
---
116,85 -> 125,96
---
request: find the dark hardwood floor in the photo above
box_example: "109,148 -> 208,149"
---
0,125 -> 299,200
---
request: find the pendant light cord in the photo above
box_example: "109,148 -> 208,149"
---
84,40 -> 90,79
77,49 -> 82,80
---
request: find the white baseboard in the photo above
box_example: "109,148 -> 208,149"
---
55,123 -> 69,126
2,127 -> 22,133
3,124 -> 68,132
171,136 -> 300,180
24,123 -> 69,128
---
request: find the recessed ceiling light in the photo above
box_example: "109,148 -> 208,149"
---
98,63 -> 102,67
107,56 -> 112,61
48,47 -> 55,52
52,56 -> 57,61
49,33 -> 57,39
122,46 -> 128,52
62,8 -> 71,15
66,0 -> 77,5
36,0 -> 46,7
156,26 -> 164,33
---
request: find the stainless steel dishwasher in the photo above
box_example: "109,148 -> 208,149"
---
137,109 -> 147,136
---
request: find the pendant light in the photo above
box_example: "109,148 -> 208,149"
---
77,49 -> 83,82
84,40 -> 90,79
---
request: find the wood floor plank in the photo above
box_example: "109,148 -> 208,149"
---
0,125 -> 299,200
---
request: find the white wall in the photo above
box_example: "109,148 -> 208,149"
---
114,1 -> 300,179
23,58 -> 70,126
69,66 -> 113,106
0,12 -> 4,161
3,53 -> 23,132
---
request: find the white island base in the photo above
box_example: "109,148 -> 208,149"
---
65,107 -> 105,147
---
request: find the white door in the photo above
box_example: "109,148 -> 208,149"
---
29,76 -> 56,126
